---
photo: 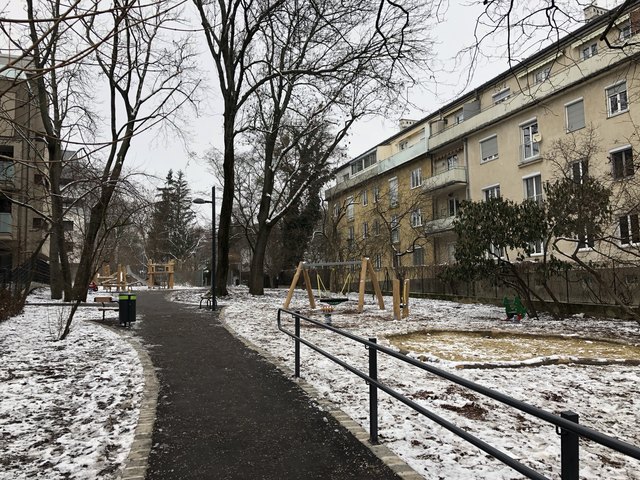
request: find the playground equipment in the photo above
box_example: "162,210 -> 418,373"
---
147,260 -> 175,289
95,264 -> 131,291
284,258 -> 385,313
392,278 -> 411,320
503,296 -> 527,321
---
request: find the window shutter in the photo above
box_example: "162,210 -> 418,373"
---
480,136 -> 498,160
566,100 -> 585,131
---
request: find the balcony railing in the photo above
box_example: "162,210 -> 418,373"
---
424,215 -> 455,234
422,167 -> 467,193
325,137 -> 429,198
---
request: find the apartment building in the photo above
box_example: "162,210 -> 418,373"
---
0,55 -> 50,282
325,1 -> 640,275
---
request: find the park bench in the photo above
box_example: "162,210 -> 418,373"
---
199,291 -> 212,309
94,295 -> 119,320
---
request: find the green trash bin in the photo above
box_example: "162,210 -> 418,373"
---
118,293 -> 137,326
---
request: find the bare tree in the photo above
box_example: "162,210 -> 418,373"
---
193,0 -> 436,296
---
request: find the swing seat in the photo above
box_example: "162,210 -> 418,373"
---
319,297 -> 349,306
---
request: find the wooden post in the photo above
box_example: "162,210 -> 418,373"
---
147,261 -> 154,289
302,268 -> 316,309
284,262 -> 304,309
392,279 -> 401,320
366,258 -> 385,310
167,260 -> 175,289
402,279 -> 410,318
358,258 -> 368,312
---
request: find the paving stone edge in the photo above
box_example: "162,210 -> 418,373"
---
98,324 -> 158,480
218,308 -> 424,480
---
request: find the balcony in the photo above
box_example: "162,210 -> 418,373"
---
325,137 -> 429,198
424,215 -> 456,235
422,167 -> 467,193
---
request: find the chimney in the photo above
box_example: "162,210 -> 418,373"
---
584,3 -> 608,22
399,118 -> 417,130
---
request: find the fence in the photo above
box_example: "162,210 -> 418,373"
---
277,308 -> 640,479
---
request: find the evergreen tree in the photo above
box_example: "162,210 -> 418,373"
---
147,170 -> 198,262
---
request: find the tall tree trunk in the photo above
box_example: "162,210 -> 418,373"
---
248,225 -> 273,295
216,114 -> 235,297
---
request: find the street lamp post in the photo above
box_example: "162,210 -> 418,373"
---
193,186 -> 216,310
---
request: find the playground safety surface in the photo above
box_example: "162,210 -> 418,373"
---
132,290 -> 401,480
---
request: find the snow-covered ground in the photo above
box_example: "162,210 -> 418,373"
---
0,288 -> 143,480
2,286 -> 639,479
173,286 -> 640,480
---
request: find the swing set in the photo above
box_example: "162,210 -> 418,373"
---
284,257 -> 385,312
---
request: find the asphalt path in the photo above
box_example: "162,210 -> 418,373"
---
134,290 -> 400,480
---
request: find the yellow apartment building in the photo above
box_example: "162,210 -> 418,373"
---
325,1 -> 640,280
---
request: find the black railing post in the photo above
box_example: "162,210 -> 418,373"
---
294,312 -> 301,378
560,410 -> 579,480
368,337 -> 378,444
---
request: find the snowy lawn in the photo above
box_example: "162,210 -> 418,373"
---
0,288 -> 143,480
173,286 -> 640,480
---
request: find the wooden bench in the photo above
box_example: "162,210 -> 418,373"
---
94,296 -> 119,320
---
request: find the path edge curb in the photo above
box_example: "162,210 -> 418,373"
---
97,324 -> 158,480
218,308 -> 424,480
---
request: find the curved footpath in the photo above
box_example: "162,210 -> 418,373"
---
121,290 -> 420,480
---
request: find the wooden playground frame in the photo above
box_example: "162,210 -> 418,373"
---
284,257 -> 385,312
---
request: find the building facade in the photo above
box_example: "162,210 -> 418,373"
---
0,55 -> 49,282
325,2 -> 640,280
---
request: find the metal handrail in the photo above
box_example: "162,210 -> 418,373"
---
277,308 -> 640,480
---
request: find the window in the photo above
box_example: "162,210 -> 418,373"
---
389,177 -> 398,207
32,217 -> 46,229
0,196 -> 11,233
454,109 -> 464,124
411,209 -> 422,227
391,215 -> 399,243
534,67 -> 551,84
350,152 -> 377,175
362,189 -> 368,206
480,135 -> 499,163
373,185 -> 380,203
571,159 -> 588,184
373,219 -> 381,236
413,247 -> 425,266
582,42 -> 597,59
620,23 -> 632,41
577,232 -> 595,249
566,99 -> 585,132
333,203 -> 339,218
362,222 -> 368,239
611,147 -> 634,180
374,254 -> 382,269
524,174 -> 543,203
619,213 -> 640,245
488,244 -> 504,258
347,226 -> 355,247
607,82 -> 628,116
63,220 -> 74,232
0,146 -> 14,182
492,88 -> 510,104
483,185 -> 501,201
447,154 -> 458,170
346,197 -> 354,221
65,241 -> 74,253
399,140 -> 409,150
521,121 -> 540,160
448,198 -> 459,216
392,252 -> 401,268
410,168 -> 422,189
528,240 -> 543,255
